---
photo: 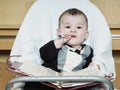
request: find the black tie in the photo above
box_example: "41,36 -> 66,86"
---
69,49 -> 80,55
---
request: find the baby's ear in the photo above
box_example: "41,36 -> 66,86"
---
85,31 -> 89,39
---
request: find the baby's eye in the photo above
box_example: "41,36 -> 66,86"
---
77,26 -> 82,29
65,26 -> 70,29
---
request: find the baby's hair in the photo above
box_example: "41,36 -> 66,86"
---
58,8 -> 88,29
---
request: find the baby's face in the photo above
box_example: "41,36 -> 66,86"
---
58,14 -> 88,48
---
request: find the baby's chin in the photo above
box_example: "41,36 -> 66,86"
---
66,41 -> 81,47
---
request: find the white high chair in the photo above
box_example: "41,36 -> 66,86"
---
6,0 -> 115,90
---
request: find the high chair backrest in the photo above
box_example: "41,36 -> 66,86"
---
10,0 -> 115,79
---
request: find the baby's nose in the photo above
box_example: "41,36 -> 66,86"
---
70,28 -> 76,32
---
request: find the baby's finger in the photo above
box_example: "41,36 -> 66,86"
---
64,36 -> 71,42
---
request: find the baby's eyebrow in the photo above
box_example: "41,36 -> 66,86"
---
63,23 -> 71,25
77,23 -> 84,25
78,22 -> 87,25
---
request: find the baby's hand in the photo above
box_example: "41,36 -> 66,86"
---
54,34 -> 71,49
88,63 -> 100,70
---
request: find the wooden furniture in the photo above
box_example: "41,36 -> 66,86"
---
1,29 -> 120,50
0,62 -> 15,90
0,29 -> 18,50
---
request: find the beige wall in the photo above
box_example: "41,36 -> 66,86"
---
91,0 -> 120,28
0,0 -> 35,28
0,0 -> 120,28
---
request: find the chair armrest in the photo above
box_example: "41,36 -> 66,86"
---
6,76 -> 114,90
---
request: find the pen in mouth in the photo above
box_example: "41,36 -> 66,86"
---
58,34 -> 76,38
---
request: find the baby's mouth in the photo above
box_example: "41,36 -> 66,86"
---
70,35 -> 76,38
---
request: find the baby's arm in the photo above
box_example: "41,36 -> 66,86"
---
40,41 -> 59,62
